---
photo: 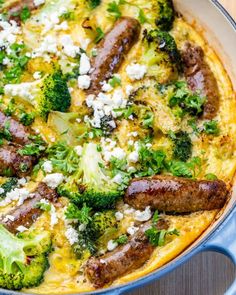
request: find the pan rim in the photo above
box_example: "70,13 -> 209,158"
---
0,1 -> 236,295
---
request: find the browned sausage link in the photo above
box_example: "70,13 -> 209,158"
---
124,175 -> 228,212
3,0 -> 41,22
88,17 -> 141,94
181,42 -> 219,119
0,111 -> 33,145
1,182 -> 58,233
0,144 -> 36,177
86,219 -> 168,288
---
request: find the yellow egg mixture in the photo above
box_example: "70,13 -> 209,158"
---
0,0 -> 235,294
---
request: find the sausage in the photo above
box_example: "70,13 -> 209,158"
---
1,182 -> 58,233
124,175 -> 228,212
181,42 -> 220,119
3,0 -> 43,22
88,17 -> 141,94
0,111 -> 33,145
86,218 -> 168,288
0,144 -> 36,177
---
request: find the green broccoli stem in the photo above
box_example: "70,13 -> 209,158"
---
0,225 -> 51,290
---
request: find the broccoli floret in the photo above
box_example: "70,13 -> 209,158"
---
156,0 -> 175,31
58,143 -> 122,209
144,29 -> 182,73
0,178 -> 18,199
47,112 -> 89,145
4,69 -> 71,120
90,211 -> 117,238
0,225 -> 51,290
130,85 -> 180,134
69,207 -> 117,259
59,188 -> 121,210
169,131 -> 192,162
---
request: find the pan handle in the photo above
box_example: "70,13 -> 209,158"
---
202,207 -> 236,295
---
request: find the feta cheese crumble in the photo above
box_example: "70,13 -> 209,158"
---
107,240 -> 118,251
127,224 -> 139,235
128,151 -> 139,163
78,75 -> 91,90
115,211 -> 124,221
124,205 -> 135,215
78,223 -> 86,232
2,215 -> 15,223
42,160 -> 53,173
50,205 -> 58,227
0,18 -> 22,50
134,206 -> 152,222
126,85 -> 134,96
33,71 -> 42,80
18,178 -> 27,186
126,63 -> 147,81
34,0 -> 45,6
79,53 -> 91,75
4,82 -> 34,101
60,35 -> 80,58
74,145 -> 83,156
16,225 -> 28,233
85,89 -> 127,129
112,173 -> 123,184
102,82 -> 113,92
43,173 -> 65,189
65,226 -> 79,245
0,188 -> 31,207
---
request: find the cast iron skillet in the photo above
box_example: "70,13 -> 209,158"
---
1,0 -> 236,294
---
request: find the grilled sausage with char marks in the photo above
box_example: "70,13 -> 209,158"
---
0,111 -> 33,145
181,42 -> 220,120
86,218 -> 168,288
124,175 -> 228,212
88,17 -> 141,95
0,144 -> 36,177
2,0 -> 44,23
1,182 -> 58,233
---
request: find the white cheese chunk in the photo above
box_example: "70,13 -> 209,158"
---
107,240 -> 118,251
102,82 -> 113,92
33,71 -> 42,80
134,206 -> 152,222
65,226 -> 79,245
78,75 -> 91,90
16,225 -> 28,233
128,151 -> 139,163
42,161 -> 53,173
115,211 -> 124,221
43,173 -> 64,189
112,173 -> 123,184
34,0 -> 45,6
126,63 -> 147,81
50,205 -> 58,227
74,145 -> 83,156
79,53 -> 91,75
60,35 -> 80,58
127,225 -> 139,235
2,215 -> 15,222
